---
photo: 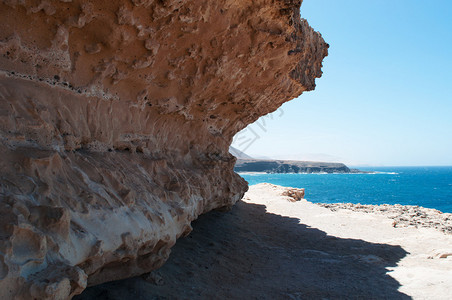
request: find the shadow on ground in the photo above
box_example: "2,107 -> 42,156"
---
76,200 -> 410,299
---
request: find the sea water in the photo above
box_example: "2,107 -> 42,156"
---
239,166 -> 452,213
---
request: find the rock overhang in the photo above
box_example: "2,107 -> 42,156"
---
0,0 -> 328,298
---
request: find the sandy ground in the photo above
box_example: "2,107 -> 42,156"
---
76,183 -> 452,299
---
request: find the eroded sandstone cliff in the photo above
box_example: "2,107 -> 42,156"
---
0,0 -> 327,298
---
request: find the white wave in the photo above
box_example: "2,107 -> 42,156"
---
236,172 -> 267,175
370,172 -> 399,175
238,171 -> 399,175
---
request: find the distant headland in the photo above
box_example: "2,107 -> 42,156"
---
234,158 -> 364,174
230,147 -> 364,174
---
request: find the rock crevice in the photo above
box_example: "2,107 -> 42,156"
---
0,0 -> 327,298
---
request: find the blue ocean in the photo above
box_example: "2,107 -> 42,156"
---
239,166 -> 452,213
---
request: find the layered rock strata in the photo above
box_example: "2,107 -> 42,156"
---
0,0 -> 328,298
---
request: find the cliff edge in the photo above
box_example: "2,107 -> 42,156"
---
0,0 -> 328,298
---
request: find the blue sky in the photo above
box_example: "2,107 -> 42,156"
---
232,0 -> 452,166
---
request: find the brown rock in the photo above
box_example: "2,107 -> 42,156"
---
0,0 -> 327,298
283,188 -> 306,202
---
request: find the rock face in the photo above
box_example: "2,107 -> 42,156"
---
235,159 -> 352,173
0,0 -> 327,298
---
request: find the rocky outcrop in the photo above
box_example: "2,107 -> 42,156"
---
318,203 -> 452,234
234,159 -> 353,173
0,0 -> 328,298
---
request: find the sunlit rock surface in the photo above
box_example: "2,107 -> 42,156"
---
0,0 -> 327,298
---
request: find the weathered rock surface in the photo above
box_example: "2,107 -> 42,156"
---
0,0 -> 327,298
